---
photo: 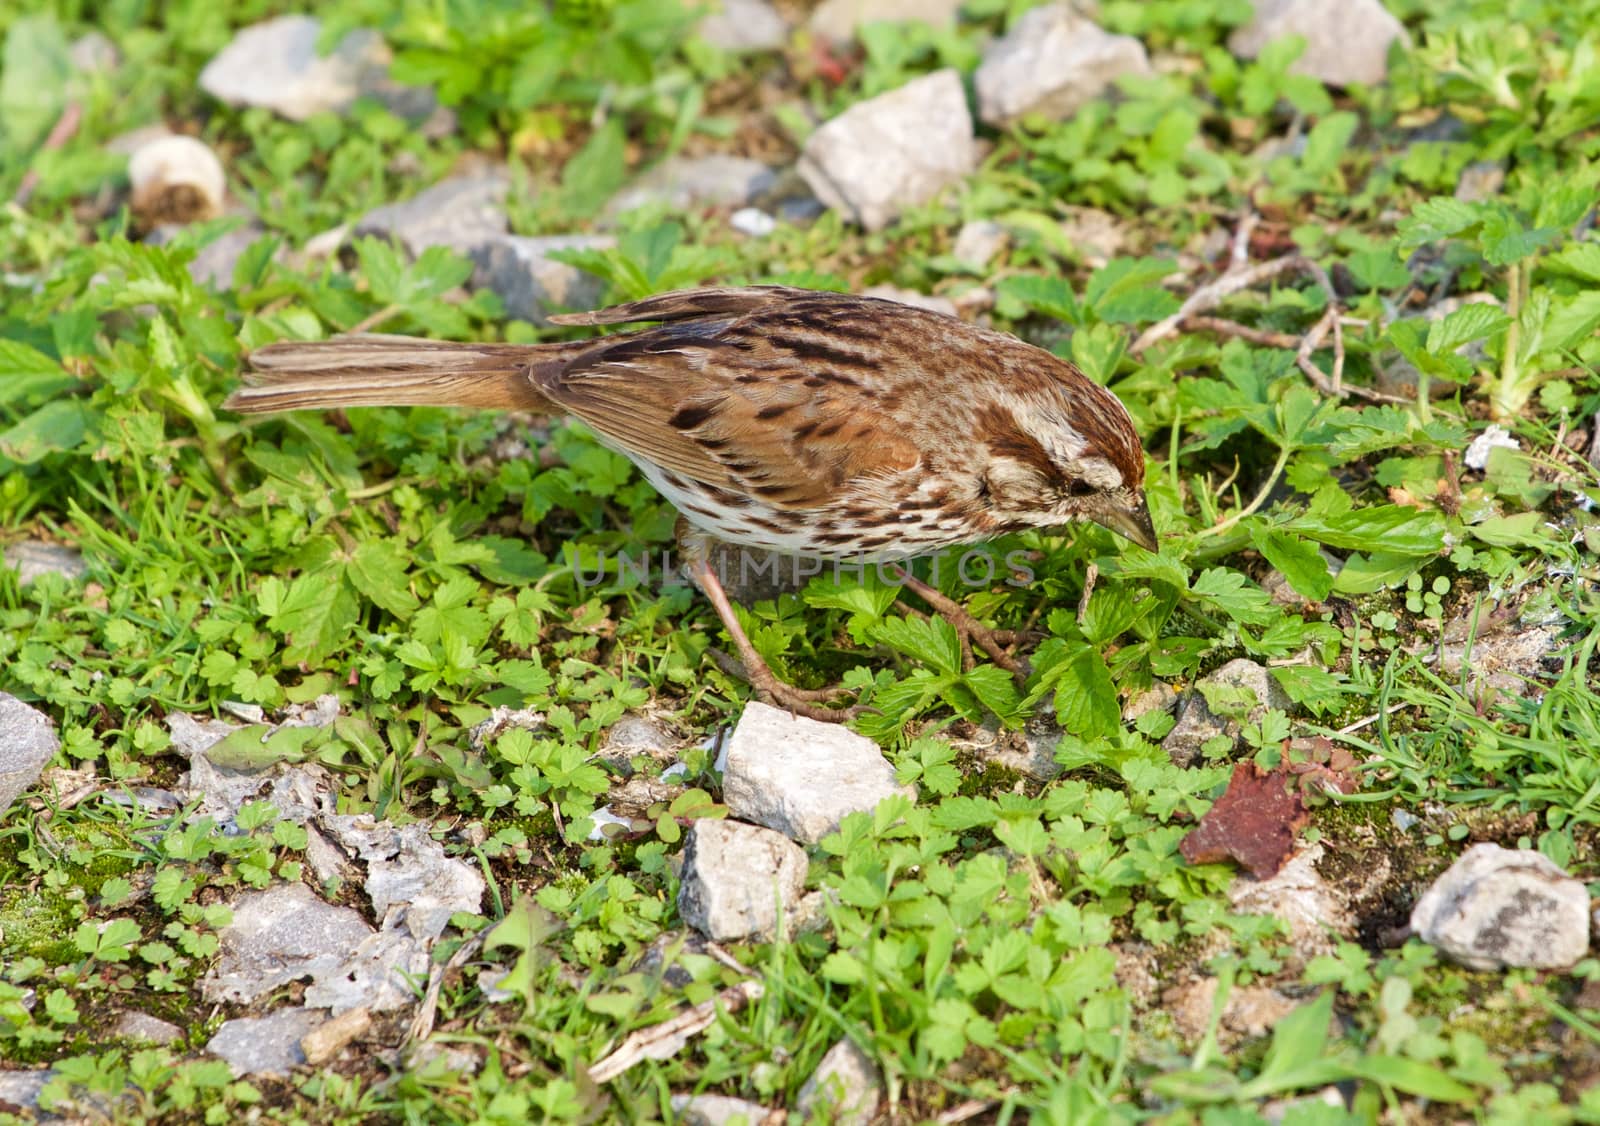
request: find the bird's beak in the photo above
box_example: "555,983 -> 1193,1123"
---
1093,494 -> 1158,552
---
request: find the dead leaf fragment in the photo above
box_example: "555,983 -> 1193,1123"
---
1179,762 -> 1310,878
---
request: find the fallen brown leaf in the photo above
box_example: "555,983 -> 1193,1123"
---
1179,762 -> 1310,879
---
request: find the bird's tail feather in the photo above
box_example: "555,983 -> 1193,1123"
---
224,335 -> 563,414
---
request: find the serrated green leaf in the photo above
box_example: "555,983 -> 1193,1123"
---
0,400 -> 91,463
1544,290 -> 1600,351
0,340 -> 73,405
995,274 -> 1081,323
1397,196 -> 1483,246
1331,551 -> 1421,594
1295,505 -> 1445,556
1038,641 -> 1119,738
267,570 -> 360,664
348,540 -> 421,618
1426,303 -> 1511,354
1087,256 -> 1181,325
873,614 -> 962,676
1190,568 -> 1277,626
1249,526 -> 1334,600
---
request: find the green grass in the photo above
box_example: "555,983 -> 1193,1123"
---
3,0 -> 1600,1121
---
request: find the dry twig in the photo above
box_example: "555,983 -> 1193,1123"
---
1134,240 -> 1404,404
588,981 -> 764,1084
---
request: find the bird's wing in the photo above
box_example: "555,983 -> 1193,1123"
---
532,294 -> 922,509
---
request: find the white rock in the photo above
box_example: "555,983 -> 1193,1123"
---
810,0 -> 965,43
730,207 -> 778,237
1410,843 -> 1590,971
952,219 -> 1007,269
201,883 -> 376,1006
587,806 -> 632,841
3,541 -> 86,585
1229,843 -> 1354,959
207,1007 -> 324,1077
607,155 -> 776,218
128,134 -> 226,225
1463,424 -> 1519,471
975,4 -> 1151,126
1228,0 -> 1408,88
0,694 -> 58,813
677,819 -> 809,941
470,234 -> 613,326
722,702 -> 915,844
699,0 -> 790,51
670,1093 -> 775,1125
796,1039 -> 881,1126
200,15 -> 397,121
798,69 -> 977,232
862,284 -> 959,318
357,171 -> 509,259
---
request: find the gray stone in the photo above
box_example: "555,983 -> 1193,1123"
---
1455,160 -> 1506,203
207,1007 -> 324,1077
319,816 -> 485,942
810,0 -> 965,42
70,31 -> 120,74
0,1070 -> 48,1113
201,883 -> 375,1007
677,820 -> 809,941
602,714 -> 677,758
796,1039 -> 881,1126
4,541 -> 86,585
356,171 -> 510,259
607,155 -> 776,218
470,234 -> 612,325
1059,205 -> 1129,266
799,70 -> 977,232
699,0 -> 790,51
114,1011 -> 184,1045
721,702 -> 915,844
1163,658 -> 1291,768
670,1094 -> 773,1125
200,16 -> 396,121
147,222 -> 266,290
1123,682 -> 1178,723
952,219 -> 1007,269
975,4 -> 1151,126
0,694 -> 58,812
1410,843 -> 1590,971
861,284 -> 958,318
1227,0 -> 1407,88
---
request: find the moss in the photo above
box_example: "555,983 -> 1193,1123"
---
0,889 -> 77,966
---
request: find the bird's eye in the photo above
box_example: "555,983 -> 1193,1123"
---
1067,479 -> 1097,497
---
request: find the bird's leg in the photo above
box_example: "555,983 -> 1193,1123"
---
889,566 -> 1030,685
680,529 -> 860,721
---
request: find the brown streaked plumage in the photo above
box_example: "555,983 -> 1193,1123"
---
226,285 -> 1156,720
